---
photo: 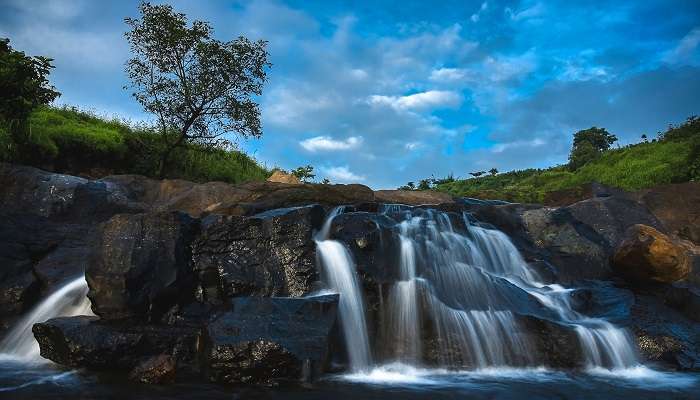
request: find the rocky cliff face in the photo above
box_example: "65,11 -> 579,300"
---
2,163 -> 700,384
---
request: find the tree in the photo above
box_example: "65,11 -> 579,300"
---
417,178 -> 434,190
641,134 -> 648,142
0,38 -> 60,125
469,171 -> 486,178
124,2 -> 270,177
321,178 -> 330,184
568,127 -> 617,171
399,181 -> 416,190
291,165 -> 315,182
572,127 -> 617,152
489,168 -> 498,176
568,141 -> 599,170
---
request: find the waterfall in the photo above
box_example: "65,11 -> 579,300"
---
373,206 -> 639,370
315,207 -> 372,371
0,276 -> 93,363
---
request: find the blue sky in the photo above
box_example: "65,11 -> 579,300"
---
1,0 -> 699,188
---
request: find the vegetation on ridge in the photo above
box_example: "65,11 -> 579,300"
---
429,116 -> 700,203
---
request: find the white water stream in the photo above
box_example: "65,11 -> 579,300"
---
0,276 -> 93,363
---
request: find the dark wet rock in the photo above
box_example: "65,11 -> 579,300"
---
636,332 -> 686,368
612,224 -> 692,284
374,189 -> 455,205
86,212 -> 199,321
629,293 -> 700,371
632,181 -> 700,245
128,354 -> 177,384
192,205 -> 324,303
32,316 -> 202,377
522,316 -> 584,369
566,196 -> 663,248
328,212 -> 400,284
205,295 -> 339,385
0,163 -> 89,218
521,207 -> 612,282
662,284 -> 700,323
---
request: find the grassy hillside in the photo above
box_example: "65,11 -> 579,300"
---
435,118 -> 700,203
0,106 -> 270,184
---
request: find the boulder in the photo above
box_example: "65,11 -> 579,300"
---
192,205 -> 324,303
32,316 -> 202,377
267,170 -> 301,184
206,294 -> 338,385
0,163 -> 88,218
86,212 -> 199,321
128,354 -> 177,384
612,224 -> 691,284
521,207 -> 612,282
374,189 -> 454,205
633,182 -> 700,245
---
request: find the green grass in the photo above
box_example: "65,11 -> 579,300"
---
435,123 -> 699,203
2,106 -> 270,184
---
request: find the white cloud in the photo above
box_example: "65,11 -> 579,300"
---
368,90 -> 462,111
405,141 -> 423,150
300,136 -> 363,152
483,50 -> 537,82
505,3 -> 545,22
664,27 -> 700,65
321,166 -> 366,183
471,2 -> 488,23
491,138 -> 546,153
429,67 -> 468,82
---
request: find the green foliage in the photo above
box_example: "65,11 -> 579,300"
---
0,38 -> 61,123
568,127 -> 617,171
398,181 -> 416,190
291,165 -> 315,182
435,118 -> 699,203
124,2 -> 270,177
1,106 -> 269,184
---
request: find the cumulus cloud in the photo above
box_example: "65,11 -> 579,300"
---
368,90 -> 462,111
300,136 -> 363,152
321,166 -> 366,183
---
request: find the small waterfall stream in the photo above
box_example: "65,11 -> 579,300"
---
319,205 -> 641,373
315,207 -> 373,371
0,276 -> 93,363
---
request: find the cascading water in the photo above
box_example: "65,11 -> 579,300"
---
324,204 -> 640,374
0,276 -> 93,363
315,207 -> 372,371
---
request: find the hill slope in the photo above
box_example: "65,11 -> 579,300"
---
435,117 -> 700,204
0,106 -> 270,184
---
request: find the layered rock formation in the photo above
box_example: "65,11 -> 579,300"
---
1,163 -> 699,385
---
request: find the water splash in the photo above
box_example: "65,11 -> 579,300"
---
0,276 -> 93,363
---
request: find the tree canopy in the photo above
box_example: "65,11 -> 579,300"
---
124,2 -> 270,177
0,38 -> 60,124
568,127 -> 617,170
